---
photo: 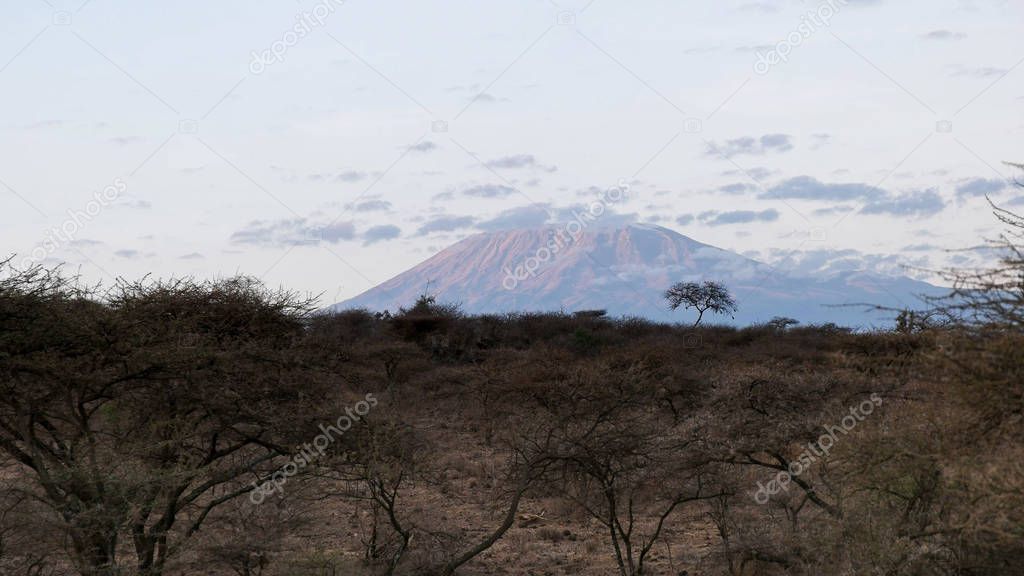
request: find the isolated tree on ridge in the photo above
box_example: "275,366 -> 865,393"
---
665,280 -> 738,326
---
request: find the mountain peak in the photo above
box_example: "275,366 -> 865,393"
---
333,226 -> 941,327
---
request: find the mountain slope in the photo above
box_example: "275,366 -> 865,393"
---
333,224 -> 944,327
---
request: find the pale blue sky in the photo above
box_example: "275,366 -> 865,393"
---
1,0 -> 1021,302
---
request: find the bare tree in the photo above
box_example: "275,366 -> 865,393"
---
316,417 -> 422,576
437,449 -> 552,576
931,193 -> 1023,330
766,316 -> 799,331
312,366 -> 558,576
0,265 -> 331,576
665,280 -> 738,326
527,361 -> 722,576
192,492 -> 313,576
0,476 -> 65,576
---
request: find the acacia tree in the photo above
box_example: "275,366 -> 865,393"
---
932,198 -> 1023,329
0,476 -> 63,576
0,265 -> 333,576
308,347 -> 561,576
917,179 -> 1024,568
665,280 -> 738,326
315,417 -> 422,576
523,360 -> 722,576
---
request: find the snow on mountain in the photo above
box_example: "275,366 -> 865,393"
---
332,224 -> 944,327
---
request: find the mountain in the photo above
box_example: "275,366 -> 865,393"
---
332,224 -> 945,327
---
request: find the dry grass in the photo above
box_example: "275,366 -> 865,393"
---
2,295 -> 1022,575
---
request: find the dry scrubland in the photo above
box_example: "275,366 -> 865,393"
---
0,260 -> 1022,576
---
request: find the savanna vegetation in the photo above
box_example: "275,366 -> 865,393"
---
0,203 -> 1021,576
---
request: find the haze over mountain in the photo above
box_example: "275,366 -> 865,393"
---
333,224 -> 943,327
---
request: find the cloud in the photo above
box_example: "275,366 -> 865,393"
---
316,222 -> 357,243
179,252 -> 204,260
336,171 -> 367,182
575,185 -> 613,198
706,134 -> 793,158
362,224 -> 401,245
763,176 -> 887,202
955,177 -> 1009,198
699,209 -> 780,226
765,247 -> 932,280
760,134 -> 794,151
765,177 -> 949,217
902,244 -> 939,252
408,141 -> 438,153
484,154 -> 557,172
114,249 -> 141,259
860,189 -> 946,217
545,204 -> 638,228
463,184 -> 517,198
676,214 -> 695,226
470,93 -> 508,103
722,166 -> 777,181
718,182 -> 756,195
477,204 -> 552,231
350,199 -> 392,212
231,218 -> 356,246
812,205 -> 853,217
922,30 -> 965,41
415,215 -> 476,236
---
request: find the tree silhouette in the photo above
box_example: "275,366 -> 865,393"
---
665,280 -> 738,326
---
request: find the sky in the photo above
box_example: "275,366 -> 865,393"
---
1,0 -> 1021,305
